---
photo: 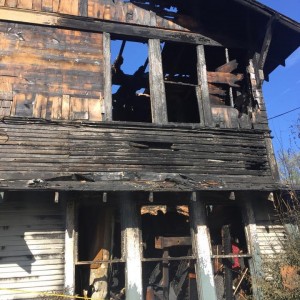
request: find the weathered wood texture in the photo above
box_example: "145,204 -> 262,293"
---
148,39 -> 167,124
248,59 -> 269,130
0,0 -> 189,32
0,22 -> 103,121
0,118 -> 277,191
0,192 -> 65,299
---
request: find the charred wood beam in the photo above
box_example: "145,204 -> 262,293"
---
258,15 -> 277,78
0,179 -> 279,192
197,45 -> 212,127
148,39 -> 168,124
0,7 -> 223,46
103,32 -> 113,121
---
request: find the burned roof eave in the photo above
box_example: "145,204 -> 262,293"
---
231,0 -> 300,76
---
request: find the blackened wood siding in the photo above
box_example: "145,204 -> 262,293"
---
0,118 -> 277,191
0,0 -> 188,32
0,192 -> 65,299
0,21 -> 103,121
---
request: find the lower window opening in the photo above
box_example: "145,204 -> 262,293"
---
207,204 -> 252,300
141,204 -> 198,299
75,201 -> 125,299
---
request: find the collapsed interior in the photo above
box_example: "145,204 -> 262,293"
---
74,194 -> 253,300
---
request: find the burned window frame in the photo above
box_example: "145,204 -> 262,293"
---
103,32 -> 255,128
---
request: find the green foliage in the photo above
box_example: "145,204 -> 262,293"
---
259,191 -> 300,300
277,114 -> 300,186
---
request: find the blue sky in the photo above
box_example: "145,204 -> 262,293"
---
258,0 -> 300,154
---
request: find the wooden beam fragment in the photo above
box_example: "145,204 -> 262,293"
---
208,83 -> 226,96
215,59 -> 238,73
148,39 -> 168,124
189,192 -> 217,300
207,72 -> 244,87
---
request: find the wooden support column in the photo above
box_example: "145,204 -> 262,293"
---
103,32 -> 112,121
197,45 -> 213,127
64,199 -> 76,295
120,194 -> 143,300
190,193 -> 217,300
148,39 -> 168,124
242,199 -> 263,300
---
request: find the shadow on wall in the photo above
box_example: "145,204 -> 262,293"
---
0,192 -> 65,275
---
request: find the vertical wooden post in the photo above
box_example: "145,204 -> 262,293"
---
120,194 -> 143,300
148,39 -> 168,124
64,199 -> 76,295
190,192 -> 217,300
225,48 -> 234,108
197,45 -> 213,127
103,32 -> 112,121
242,198 -> 263,300
264,132 -> 280,181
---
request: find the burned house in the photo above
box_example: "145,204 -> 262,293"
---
0,0 -> 299,299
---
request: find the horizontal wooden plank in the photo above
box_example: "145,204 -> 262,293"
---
0,6 -> 223,46
0,118 -> 276,191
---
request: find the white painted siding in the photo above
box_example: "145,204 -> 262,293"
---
253,200 -> 286,257
256,223 -> 286,256
0,192 -> 65,300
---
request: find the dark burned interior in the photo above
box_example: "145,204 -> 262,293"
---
74,194 -> 252,300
